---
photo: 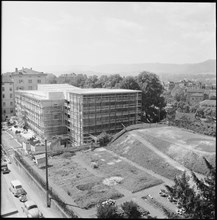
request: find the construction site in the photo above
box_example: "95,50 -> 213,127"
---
15,84 -> 142,146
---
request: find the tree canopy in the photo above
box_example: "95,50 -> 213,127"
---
136,71 -> 166,123
163,157 -> 216,219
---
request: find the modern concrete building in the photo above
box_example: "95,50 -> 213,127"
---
15,84 -> 142,146
2,76 -> 15,121
65,88 -> 142,145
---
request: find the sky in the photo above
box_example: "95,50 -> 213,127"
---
2,2 -> 216,73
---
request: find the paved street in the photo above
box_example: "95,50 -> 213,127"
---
1,131 -> 63,218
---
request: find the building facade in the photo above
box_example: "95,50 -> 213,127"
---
2,76 -> 15,121
186,89 -> 204,105
11,67 -> 47,91
65,89 -> 141,146
15,84 -> 142,146
199,100 -> 216,109
15,90 -> 66,138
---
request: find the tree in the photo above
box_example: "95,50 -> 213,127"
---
45,73 -> 57,84
119,76 -> 140,90
163,157 -> 215,219
137,71 -> 166,123
121,201 -> 142,218
96,199 -> 121,218
97,132 -> 112,147
95,75 -> 109,88
104,74 -> 123,88
72,74 -> 87,88
84,75 -> 98,88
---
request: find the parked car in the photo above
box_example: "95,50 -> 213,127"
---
19,194 -> 28,202
9,180 -> 27,197
22,200 -> 43,218
1,162 -> 10,174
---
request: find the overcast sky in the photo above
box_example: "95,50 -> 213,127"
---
2,2 -> 216,72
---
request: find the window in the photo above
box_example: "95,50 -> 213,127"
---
10,109 -> 13,113
2,87 -> 5,91
28,86 -> 32,90
2,94 -> 5,98
37,79 -> 41,83
3,102 -> 6,106
10,88 -> 12,91
19,80 -> 23,83
10,94 -> 13,98
3,110 -> 6,114
28,79 -> 32,83
10,102 -> 13,106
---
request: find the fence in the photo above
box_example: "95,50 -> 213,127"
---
14,150 -> 78,218
111,123 -> 166,143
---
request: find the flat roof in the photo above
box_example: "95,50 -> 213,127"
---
68,88 -> 141,95
11,180 -> 22,186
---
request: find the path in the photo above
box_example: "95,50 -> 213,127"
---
73,151 -> 167,218
130,130 -> 205,180
99,148 -> 174,185
140,129 -> 215,155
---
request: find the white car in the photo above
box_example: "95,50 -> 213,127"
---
22,200 -> 43,218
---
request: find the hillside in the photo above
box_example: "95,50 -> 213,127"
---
107,126 -> 216,178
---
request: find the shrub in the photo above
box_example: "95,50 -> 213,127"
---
96,200 -> 121,218
62,152 -> 73,159
121,201 -> 142,219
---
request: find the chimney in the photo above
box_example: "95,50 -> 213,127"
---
15,68 -> 18,72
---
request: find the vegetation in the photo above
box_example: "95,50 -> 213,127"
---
46,71 -> 167,123
163,157 -> 216,219
97,132 -> 112,146
96,200 -> 153,219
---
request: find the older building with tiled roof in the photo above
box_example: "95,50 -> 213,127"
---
9,67 -> 47,90
2,76 -> 15,120
200,100 -> 216,109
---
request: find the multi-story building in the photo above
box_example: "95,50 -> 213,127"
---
15,90 -> 66,138
9,67 -> 47,91
65,88 -> 141,145
199,100 -> 216,109
15,84 -> 142,146
2,76 -> 15,121
2,67 -> 47,121
186,89 -> 204,105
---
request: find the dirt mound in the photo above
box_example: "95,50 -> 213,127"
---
109,127 -> 216,177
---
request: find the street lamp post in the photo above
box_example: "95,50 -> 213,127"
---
45,139 -> 50,207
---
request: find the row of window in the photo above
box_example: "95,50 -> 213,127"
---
2,87 -> 13,91
2,93 -> 13,98
2,102 -> 14,106
18,79 -> 41,83
3,109 -> 14,114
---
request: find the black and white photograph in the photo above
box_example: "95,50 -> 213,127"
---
1,1 -> 216,218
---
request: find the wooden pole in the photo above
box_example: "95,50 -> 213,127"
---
45,139 -> 50,207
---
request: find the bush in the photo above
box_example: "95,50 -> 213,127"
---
97,132 -> 112,147
62,152 -> 73,159
97,200 -> 121,218
121,201 -> 142,219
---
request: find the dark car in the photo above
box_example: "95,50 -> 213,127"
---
19,194 -> 28,203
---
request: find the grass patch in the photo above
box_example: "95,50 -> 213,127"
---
109,133 -> 183,180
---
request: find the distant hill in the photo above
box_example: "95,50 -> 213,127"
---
47,59 -> 216,80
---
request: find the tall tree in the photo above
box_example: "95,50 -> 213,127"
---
163,157 -> 215,219
104,74 -> 123,88
119,76 -> 140,90
137,71 -> 166,123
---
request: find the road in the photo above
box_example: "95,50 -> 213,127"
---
1,131 -> 63,218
